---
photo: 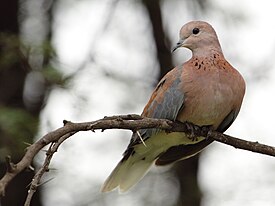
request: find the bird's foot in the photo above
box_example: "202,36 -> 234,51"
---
204,126 -> 215,140
185,123 -> 213,141
185,122 -> 200,141
201,125 -> 213,137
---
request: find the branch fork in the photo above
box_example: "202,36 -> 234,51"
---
0,114 -> 274,205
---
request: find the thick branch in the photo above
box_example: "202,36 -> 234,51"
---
0,114 -> 274,201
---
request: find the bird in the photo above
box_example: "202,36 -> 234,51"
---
101,21 -> 245,193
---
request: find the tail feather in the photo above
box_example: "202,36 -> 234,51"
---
101,156 -> 153,192
119,159 -> 153,192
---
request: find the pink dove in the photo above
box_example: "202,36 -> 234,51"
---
102,21 -> 245,192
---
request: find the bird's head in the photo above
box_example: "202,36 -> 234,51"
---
172,21 -> 223,56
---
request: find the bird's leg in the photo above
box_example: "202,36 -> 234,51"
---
204,126 -> 215,140
185,121 -> 200,141
201,125 -> 213,137
185,123 -> 213,141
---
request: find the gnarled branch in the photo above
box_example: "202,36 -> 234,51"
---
0,114 -> 274,205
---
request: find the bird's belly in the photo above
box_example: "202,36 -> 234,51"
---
177,87 -> 233,128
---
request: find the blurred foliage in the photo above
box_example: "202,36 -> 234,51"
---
0,33 -> 22,70
0,33 -> 66,87
42,64 -> 68,87
0,32 -> 65,161
0,106 -> 38,160
34,40 -> 68,87
40,39 -> 57,60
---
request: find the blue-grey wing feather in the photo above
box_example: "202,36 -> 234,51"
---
126,68 -> 185,151
148,77 -> 184,120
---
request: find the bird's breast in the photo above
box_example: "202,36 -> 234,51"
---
177,60 -> 242,129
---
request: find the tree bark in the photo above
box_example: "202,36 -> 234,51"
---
1,114 -> 275,205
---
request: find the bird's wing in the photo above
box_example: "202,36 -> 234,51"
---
122,66 -> 185,159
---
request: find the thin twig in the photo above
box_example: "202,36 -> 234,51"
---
0,114 -> 274,203
24,132 -> 75,206
5,156 -> 16,173
136,131 -> 147,147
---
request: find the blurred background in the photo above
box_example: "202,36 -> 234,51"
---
1,0 -> 275,205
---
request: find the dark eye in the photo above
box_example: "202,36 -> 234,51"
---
192,28 -> 200,34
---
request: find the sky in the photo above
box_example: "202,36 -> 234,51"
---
37,0 -> 275,205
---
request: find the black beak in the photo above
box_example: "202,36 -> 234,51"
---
171,39 -> 184,53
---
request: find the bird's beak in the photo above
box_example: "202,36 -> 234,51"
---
171,39 -> 184,53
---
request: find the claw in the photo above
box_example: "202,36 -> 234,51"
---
206,128 -> 214,140
185,122 -> 199,141
185,122 -> 213,141
201,125 -> 213,139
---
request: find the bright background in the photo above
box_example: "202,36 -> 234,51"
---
24,0 -> 275,205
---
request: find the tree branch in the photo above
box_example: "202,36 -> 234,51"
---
0,114 -> 274,204
23,132 -> 74,206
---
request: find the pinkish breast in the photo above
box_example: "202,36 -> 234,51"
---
177,55 -> 245,129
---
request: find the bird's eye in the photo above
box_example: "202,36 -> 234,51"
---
192,28 -> 200,35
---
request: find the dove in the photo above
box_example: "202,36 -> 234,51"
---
101,21 -> 245,192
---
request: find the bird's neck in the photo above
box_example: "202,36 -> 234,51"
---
192,47 -> 224,59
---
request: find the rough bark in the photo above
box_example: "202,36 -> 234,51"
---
1,115 -> 274,205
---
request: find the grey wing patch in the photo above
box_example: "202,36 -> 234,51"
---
122,71 -> 185,160
140,75 -> 185,139
148,76 -> 185,121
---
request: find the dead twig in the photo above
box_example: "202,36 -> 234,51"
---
0,114 -> 274,204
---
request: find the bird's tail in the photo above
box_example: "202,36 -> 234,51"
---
101,154 -> 154,193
